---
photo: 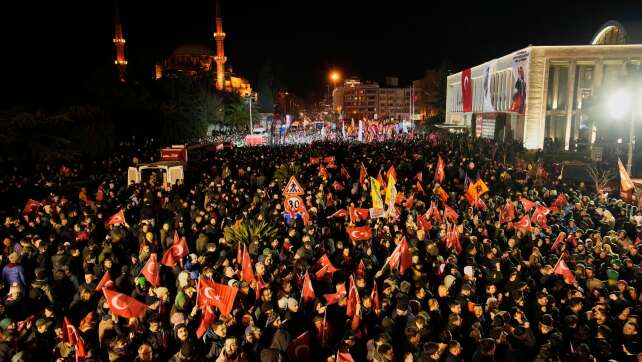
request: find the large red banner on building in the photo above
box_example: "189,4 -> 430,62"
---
461,68 -> 472,112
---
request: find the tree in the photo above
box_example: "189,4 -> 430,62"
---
586,165 -> 614,194
224,97 -> 261,131
416,62 -> 449,124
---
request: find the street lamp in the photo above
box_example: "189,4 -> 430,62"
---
328,71 -> 341,112
607,89 -> 635,174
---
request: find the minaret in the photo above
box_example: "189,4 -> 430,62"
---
213,0 -> 227,91
113,6 -> 127,82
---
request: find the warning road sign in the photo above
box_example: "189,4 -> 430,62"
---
283,176 -> 304,196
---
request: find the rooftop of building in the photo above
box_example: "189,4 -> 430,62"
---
171,43 -> 215,57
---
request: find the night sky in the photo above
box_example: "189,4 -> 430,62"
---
5,0 -> 642,106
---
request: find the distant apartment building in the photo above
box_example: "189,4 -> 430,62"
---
332,77 -> 410,120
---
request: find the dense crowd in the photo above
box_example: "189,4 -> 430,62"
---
0,132 -> 641,362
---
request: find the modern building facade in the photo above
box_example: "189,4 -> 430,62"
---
333,78 -> 411,120
444,21 -> 642,150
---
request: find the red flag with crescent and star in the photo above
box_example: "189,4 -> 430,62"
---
435,155 -> 446,184
346,275 -> 360,318
241,244 -> 256,283
388,237 -> 412,275
63,317 -> 87,360
95,271 -> 114,292
140,253 -> 161,287
347,225 -> 373,241
348,207 -> 370,223
105,209 -> 126,228
359,162 -> 368,184
520,197 -> 535,213
103,289 -> 147,319
197,278 -> 238,316
196,304 -> 216,339
553,253 -> 576,284
287,331 -> 311,361
514,214 -> 532,232
461,68 -> 472,112
315,255 -> 339,281
302,272 -> 315,303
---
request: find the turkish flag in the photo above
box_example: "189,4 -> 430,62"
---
551,232 -> 566,251
241,244 -> 255,283
95,271 -> 114,292
328,209 -> 347,219
104,209 -> 126,228
426,201 -> 442,223
395,192 -> 405,206
323,156 -> 335,164
323,284 -> 346,305
63,317 -> 87,359
531,205 -> 548,228
461,68 -> 472,112
550,193 -> 569,213
371,282 -> 380,311
103,289 -> 147,319
346,275 -> 360,317
310,157 -> 320,165
348,207 -> 370,223
446,224 -> 462,255
23,199 -> 41,215
287,331 -> 311,361
386,165 -> 397,183
403,193 -> 415,209
435,186 -> 449,203
435,155 -> 446,184
388,237 -> 412,275
443,204 -> 459,222
376,169 -> 386,189
332,181 -> 345,192
359,162 -> 368,184
347,226 -> 373,241
415,171 -> 423,183
416,181 -> 426,195
196,305 -> 216,339
520,197 -> 535,213
162,233 -> 189,267
341,166 -> 351,180
17,315 -> 35,333
514,214 -> 532,232
553,254 -> 576,284
417,214 -> 432,232
302,272 -> 316,303
197,279 -> 238,316
315,255 -> 339,281
141,253 -> 161,287
499,200 -> 515,224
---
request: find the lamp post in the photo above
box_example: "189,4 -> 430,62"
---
329,71 -> 340,113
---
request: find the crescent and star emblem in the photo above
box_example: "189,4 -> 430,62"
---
111,294 -> 128,310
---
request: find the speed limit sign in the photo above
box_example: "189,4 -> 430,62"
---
284,195 -> 304,214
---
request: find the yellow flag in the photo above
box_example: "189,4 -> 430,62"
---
370,177 -> 384,209
469,179 -> 489,199
385,174 -> 397,207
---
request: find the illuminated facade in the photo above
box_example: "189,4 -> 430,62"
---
113,7 -> 127,82
154,0 -> 251,97
445,21 -> 642,150
333,78 -> 411,120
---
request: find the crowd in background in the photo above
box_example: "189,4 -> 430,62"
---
0,131 -> 641,361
